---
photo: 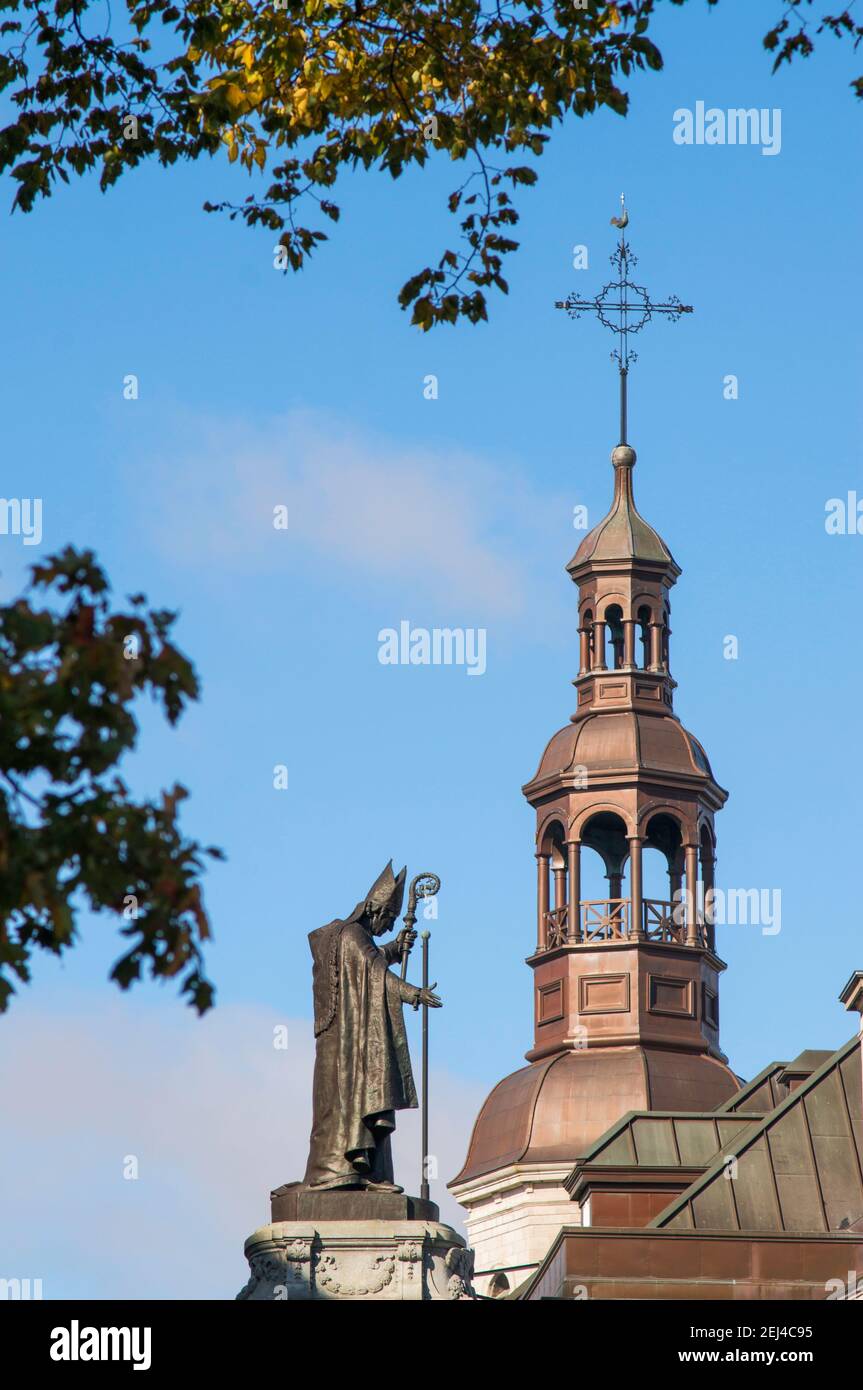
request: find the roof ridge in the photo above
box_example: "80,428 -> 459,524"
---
649,1034 -> 861,1229
715,1060 -> 788,1113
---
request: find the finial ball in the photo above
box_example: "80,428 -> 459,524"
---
611,444 -> 637,468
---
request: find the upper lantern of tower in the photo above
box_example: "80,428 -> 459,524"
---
567,445 -> 679,578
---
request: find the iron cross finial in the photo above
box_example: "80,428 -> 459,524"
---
555,199 -> 693,446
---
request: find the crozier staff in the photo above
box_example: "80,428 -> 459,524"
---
398,873 -> 442,1201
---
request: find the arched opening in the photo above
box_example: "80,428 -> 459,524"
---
643,813 -> 685,943
488,1272 -> 511,1298
642,843 -> 670,903
578,841 -> 612,902
700,822 -> 716,950
536,809 -> 707,953
605,603 -> 625,671
537,819 -> 568,950
579,811 -> 630,942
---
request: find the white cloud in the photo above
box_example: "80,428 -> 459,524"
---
0,995 -> 484,1299
139,409 -> 568,622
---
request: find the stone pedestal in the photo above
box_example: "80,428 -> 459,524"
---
237,1186 -> 477,1300
238,1220 -> 476,1301
269,1182 -> 439,1225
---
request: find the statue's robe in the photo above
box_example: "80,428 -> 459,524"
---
303,907 -> 418,1188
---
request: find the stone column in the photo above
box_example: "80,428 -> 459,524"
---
592,620 -> 607,670
602,869 -> 622,938
622,619 -> 636,668
669,862 -> 684,937
536,853 -> 549,951
629,837 -> 644,939
684,844 -> 699,946
567,841 -> 581,942
553,865 -> 566,911
578,626 -> 590,676
649,621 -> 663,671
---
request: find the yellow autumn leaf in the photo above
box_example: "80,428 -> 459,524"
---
223,82 -> 246,111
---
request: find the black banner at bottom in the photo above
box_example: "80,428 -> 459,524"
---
1,1295 -> 856,1375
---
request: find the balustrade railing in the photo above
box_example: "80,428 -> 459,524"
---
643,897 -> 688,944
544,905 -> 568,949
582,897 -> 629,942
541,897 -> 704,951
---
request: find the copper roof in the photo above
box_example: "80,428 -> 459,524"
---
652,1035 -> 863,1233
450,1046 -> 740,1186
520,1029 -> 863,1300
527,711 -> 718,789
716,1061 -> 790,1115
567,446 -> 678,575
840,969 -> 863,1014
573,1109 -> 757,1173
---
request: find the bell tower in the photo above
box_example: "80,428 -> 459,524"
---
524,439 -> 728,1068
450,205 -> 740,1298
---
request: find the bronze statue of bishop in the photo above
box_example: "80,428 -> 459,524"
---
303,862 -> 442,1192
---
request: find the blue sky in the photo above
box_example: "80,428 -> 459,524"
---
1,0 -> 862,1297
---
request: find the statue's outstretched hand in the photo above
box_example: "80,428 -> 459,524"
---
418,987 -> 442,1009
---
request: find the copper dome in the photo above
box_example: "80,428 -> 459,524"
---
451,1047 -> 740,1185
528,712 -> 716,788
567,445 -> 677,574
